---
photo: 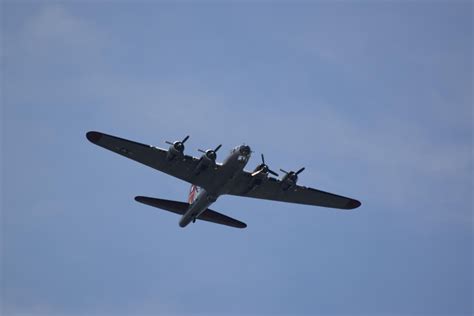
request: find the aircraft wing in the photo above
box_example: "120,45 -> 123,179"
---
86,131 -> 216,188
227,173 -> 361,210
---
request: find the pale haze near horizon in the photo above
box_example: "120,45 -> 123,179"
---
1,2 -> 473,316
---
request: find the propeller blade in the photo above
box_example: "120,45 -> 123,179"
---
296,167 -> 305,175
182,135 -> 190,143
268,169 -> 279,177
261,154 -> 265,164
251,169 -> 263,177
165,141 -> 173,145
214,144 -> 222,152
198,149 -> 206,154
280,169 -> 288,174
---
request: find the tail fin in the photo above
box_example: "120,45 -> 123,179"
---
135,196 -> 247,229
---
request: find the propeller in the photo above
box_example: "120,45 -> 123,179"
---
198,144 -> 222,161
251,154 -> 279,177
165,135 -> 189,152
280,167 -> 305,175
280,167 -> 305,181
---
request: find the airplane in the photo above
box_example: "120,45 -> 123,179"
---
86,131 -> 361,229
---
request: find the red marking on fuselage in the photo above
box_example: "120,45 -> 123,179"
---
188,185 -> 199,204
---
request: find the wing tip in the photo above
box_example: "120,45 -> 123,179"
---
237,222 -> 247,229
86,131 -> 103,144
345,199 -> 361,210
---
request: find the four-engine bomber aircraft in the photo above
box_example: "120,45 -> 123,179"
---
86,131 -> 361,229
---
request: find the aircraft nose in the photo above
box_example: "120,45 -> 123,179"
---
240,145 -> 251,155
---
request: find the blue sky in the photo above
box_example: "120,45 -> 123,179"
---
1,2 -> 472,316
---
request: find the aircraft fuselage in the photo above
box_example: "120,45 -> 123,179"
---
179,145 -> 251,227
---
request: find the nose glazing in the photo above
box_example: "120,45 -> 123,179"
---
240,145 -> 251,155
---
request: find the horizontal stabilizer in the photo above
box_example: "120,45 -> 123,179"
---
135,196 -> 247,229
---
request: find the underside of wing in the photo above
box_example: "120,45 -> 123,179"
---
86,131 -> 218,189
228,173 -> 361,210
135,196 -> 247,229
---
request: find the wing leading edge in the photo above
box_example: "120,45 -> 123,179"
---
86,131 -> 218,188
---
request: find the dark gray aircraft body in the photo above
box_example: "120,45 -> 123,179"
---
86,131 -> 361,228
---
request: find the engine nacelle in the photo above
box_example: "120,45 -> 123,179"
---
249,174 -> 265,189
166,143 -> 184,161
165,135 -> 189,161
280,167 -> 304,191
194,145 -> 221,174
202,152 -> 217,164
281,173 -> 297,191
194,153 -> 216,174
251,154 -> 278,178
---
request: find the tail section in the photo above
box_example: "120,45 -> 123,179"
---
135,196 -> 247,229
